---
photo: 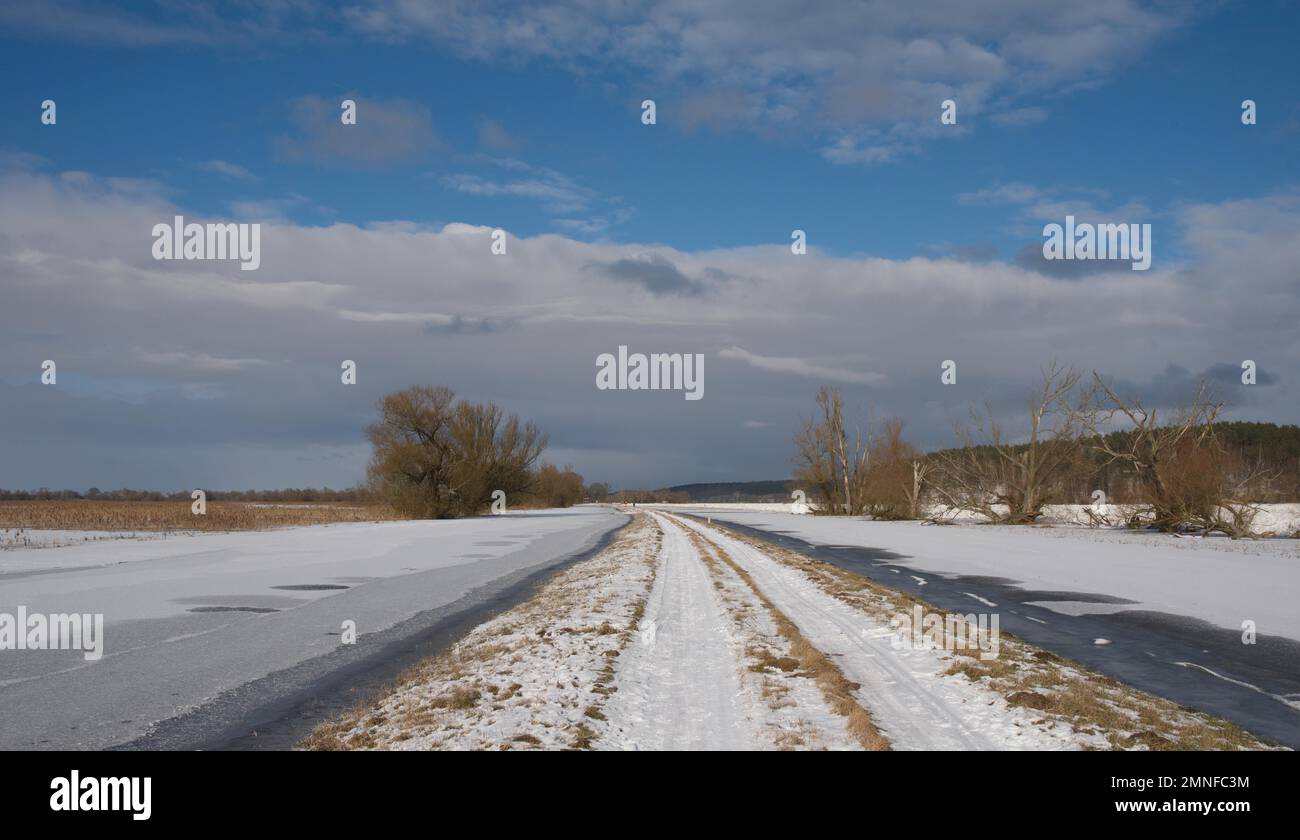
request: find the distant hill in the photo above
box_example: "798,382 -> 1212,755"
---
665,480 -> 794,502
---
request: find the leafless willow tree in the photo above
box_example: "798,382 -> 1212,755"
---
862,417 -> 930,520
366,386 -> 547,518
932,362 -> 1085,523
905,456 -> 932,519
793,386 -> 870,515
793,390 -> 931,519
1079,374 -> 1272,536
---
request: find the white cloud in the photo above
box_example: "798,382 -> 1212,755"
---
197,160 -> 256,181
1,168 -> 1295,488
228,192 -> 332,223
957,182 -> 1044,205
820,135 -> 906,166
134,349 -> 272,371
719,347 -> 887,386
346,0 -> 1185,160
2,2 -> 1190,166
441,170 -> 592,214
439,158 -> 630,233
958,181 -> 1155,253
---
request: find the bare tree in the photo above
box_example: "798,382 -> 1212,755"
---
933,362 -> 1084,523
906,457 -> 932,520
1080,374 -> 1271,536
793,386 -> 870,515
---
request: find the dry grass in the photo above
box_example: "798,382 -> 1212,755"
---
679,521 -> 890,751
0,500 -> 402,535
690,515 -> 1276,751
298,714 -> 367,751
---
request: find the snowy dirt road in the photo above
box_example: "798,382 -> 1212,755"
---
666,514 -> 1073,750
664,508 -> 1300,749
599,515 -> 757,749
310,512 -> 869,750
310,511 -> 1264,750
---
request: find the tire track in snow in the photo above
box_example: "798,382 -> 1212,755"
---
668,514 -> 1023,751
599,514 -> 761,750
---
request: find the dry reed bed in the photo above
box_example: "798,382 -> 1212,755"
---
0,500 -> 402,533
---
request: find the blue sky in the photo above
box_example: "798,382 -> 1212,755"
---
1,1 -> 1297,490
4,1 -> 1295,258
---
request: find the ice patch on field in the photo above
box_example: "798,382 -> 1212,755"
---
668,507 -> 1300,641
1024,600 -> 1130,617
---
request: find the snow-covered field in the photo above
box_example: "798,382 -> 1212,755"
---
0,528 -> 194,552
309,511 -> 1268,751
658,502 -> 1300,535
659,505 -> 1300,641
0,507 -> 625,750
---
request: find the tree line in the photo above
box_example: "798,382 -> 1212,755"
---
793,364 -> 1300,537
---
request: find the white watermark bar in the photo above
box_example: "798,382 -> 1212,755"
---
596,346 -> 704,401
1042,215 -> 1151,271
0,606 -> 104,661
151,215 -> 261,271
